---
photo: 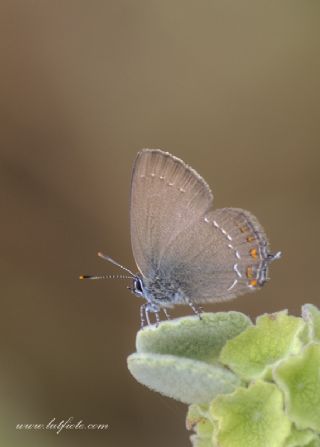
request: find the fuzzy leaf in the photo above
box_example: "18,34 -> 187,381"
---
210,380 -> 291,447
190,434 -> 215,447
187,404 -> 219,447
302,304 -> 320,342
186,404 -> 211,430
274,343 -> 320,432
127,352 -> 240,404
136,312 -> 251,364
284,426 -> 318,447
220,311 -> 305,381
305,437 -> 320,447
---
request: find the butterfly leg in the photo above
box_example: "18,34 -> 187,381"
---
154,311 -> 160,327
144,302 -> 161,327
163,308 -> 171,320
145,306 -> 152,326
186,298 -> 203,320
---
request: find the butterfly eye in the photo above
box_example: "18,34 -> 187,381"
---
133,278 -> 144,297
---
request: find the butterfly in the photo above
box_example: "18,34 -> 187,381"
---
81,149 -> 281,326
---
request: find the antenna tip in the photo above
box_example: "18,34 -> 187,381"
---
79,275 -> 90,280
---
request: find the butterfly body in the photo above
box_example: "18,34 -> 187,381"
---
133,272 -> 186,307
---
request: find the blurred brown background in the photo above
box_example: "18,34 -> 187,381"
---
0,1 -> 319,446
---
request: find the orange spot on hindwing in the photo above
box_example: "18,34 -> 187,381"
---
250,248 -> 258,259
249,279 -> 258,287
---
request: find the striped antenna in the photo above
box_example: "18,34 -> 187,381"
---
79,252 -> 136,280
79,274 -> 132,280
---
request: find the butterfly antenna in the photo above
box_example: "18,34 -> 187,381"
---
79,274 -> 133,280
97,252 -> 136,277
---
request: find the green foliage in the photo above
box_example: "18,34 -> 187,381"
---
220,311 -> 304,381
135,312 -> 251,364
274,343 -> 320,432
128,352 -> 240,404
211,381 -> 291,447
302,304 -> 320,342
127,305 -> 320,447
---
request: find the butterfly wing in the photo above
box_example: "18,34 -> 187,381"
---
130,149 -> 273,303
130,149 -> 213,277
155,207 -> 271,303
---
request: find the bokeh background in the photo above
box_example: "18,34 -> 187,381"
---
1,1 -> 319,446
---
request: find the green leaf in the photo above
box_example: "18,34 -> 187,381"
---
190,434 -> 215,447
220,311 -> 305,381
302,304 -> 320,342
186,403 -> 211,430
274,343 -> 320,432
305,437 -> 320,447
210,380 -> 291,447
284,426 -> 317,447
136,312 -> 251,364
187,404 -> 220,447
127,352 -> 241,404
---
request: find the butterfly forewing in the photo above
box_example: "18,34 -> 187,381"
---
130,149 -> 213,277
